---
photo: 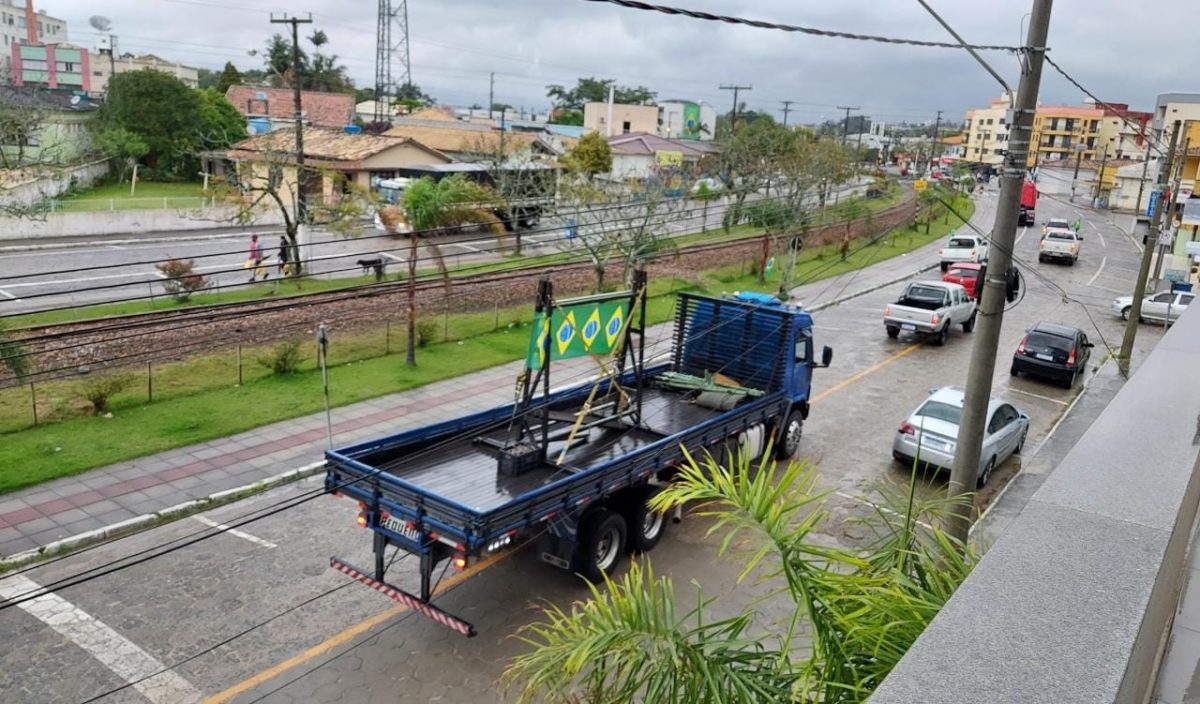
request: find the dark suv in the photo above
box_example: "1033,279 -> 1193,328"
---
1010,322 -> 1093,387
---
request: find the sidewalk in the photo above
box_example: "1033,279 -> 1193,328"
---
0,195 -> 966,562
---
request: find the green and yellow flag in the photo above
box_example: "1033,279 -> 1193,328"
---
526,296 -> 632,369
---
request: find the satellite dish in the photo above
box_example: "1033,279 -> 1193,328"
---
70,95 -> 81,105
88,15 -> 112,32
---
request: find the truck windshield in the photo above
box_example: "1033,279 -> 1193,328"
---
948,238 -> 976,248
906,285 -> 948,305
1046,231 -> 1076,241
917,401 -> 962,425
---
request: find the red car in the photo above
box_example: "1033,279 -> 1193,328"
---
943,263 -> 983,300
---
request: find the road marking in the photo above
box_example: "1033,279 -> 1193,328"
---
1015,227 -> 1029,245
0,574 -> 201,704
1005,386 -> 1070,406
1089,222 -> 1106,248
381,251 -> 405,263
449,242 -> 481,253
202,547 -> 518,704
152,270 -> 167,279
192,515 -> 278,549
812,344 -> 921,403
1087,256 -> 1107,287
0,288 -> 17,300
1,271 -> 154,288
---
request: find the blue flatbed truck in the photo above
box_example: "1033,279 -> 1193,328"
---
324,274 -> 832,636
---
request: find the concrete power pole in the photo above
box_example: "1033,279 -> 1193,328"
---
1093,144 -> 1109,208
720,84 -> 752,135
838,106 -> 859,146
947,0 -> 1053,545
1118,120 -> 1181,375
488,72 -> 494,121
931,110 -> 943,174
781,100 -> 794,127
270,13 -> 313,263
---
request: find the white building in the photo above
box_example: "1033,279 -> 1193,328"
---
88,52 -> 200,92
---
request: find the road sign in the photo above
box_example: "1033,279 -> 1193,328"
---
913,179 -> 928,192
1147,190 -> 1161,219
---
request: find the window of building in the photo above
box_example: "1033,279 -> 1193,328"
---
622,120 -> 631,134
56,62 -> 76,72
93,70 -> 102,76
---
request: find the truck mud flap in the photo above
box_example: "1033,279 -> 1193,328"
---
329,556 -> 477,638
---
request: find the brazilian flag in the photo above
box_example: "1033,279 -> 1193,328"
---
526,294 -> 633,369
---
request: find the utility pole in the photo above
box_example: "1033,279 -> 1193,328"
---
1093,144 -> 1109,207
838,105 -> 859,146
1119,120 -> 1181,375
781,100 -> 794,127
488,72 -> 494,121
948,0 -> 1053,545
1069,143 -> 1084,202
1153,135 -> 1190,282
931,110 -> 943,175
271,13 -> 312,258
720,84 -> 752,135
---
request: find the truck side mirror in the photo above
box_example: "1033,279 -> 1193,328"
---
821,346 -> 833,367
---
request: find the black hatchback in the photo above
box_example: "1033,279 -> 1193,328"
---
1010,322 -> 1093,387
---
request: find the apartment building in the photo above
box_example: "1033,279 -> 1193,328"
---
963,94 -> 1011,166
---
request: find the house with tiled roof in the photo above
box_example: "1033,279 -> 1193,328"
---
220,127 -> 453,209
224,85 -> 355,131
383,120 -> 575,163
606,132 -> 718,180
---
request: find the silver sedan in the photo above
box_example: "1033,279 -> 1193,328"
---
891,386 -> 1029,487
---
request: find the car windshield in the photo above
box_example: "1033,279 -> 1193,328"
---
1027,331 -> 1073,350
1047,231 -> 1076,241
948,238 -> 976,248
1047,219 -> 1069,228
916,400 -> 962,425
906,285 -> 948,304
948,268 -> 978,278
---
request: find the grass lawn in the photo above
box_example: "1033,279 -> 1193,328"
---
54,181 -> 208,212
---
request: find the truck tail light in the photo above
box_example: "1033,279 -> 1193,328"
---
1067,348 -> 1077,367
1017,335 -> 1027,354
453,554 -> 468,571
356,512 -> 368,528
899,420 -> 916,436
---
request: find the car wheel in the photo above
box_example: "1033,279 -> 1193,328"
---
1038,254 -> 1046,263
934,325 -> 950,347
962,313 -> 977,333
775,411 -> 803,460
1014,428 -> 1028,454
886,326 -> 900,339
1010,364 -> 1019,377
1069,257 -> 1077,267
624,486 -> 666,553
977,456 -> 996,488
1121,306 -> 1131,321
940,262 -> 949,272
571,510 -> 627,582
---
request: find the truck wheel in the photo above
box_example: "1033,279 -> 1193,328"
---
572,510 -> 627,582
1121,306 -> 1131,321
625,486 -> 667,553
934,325 -> 950,347
775,411 -> 803,460
886,326 -> 900,339
962,313 -> 976,333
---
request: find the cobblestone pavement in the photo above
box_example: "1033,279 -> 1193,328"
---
0,190 -> 1167,703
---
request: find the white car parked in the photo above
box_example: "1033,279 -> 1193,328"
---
1113,290 -> 1194,323
939,234 -> 989,271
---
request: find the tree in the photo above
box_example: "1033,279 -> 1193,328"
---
548,109 -> 583,126
546,77 -> 655,110
262,33 -> 304,87
692,180 -> 721,233
154,258 -> 211,302
561,132 -> 612,179
95,127 -> 148,183
0,321 -> 32,382
504,450 -> 977,702
491,102 -> 514,114
196,88 -> 247,150
94,70 -> 203,177
400,175 -> 502,365
215,61 -> 243,94
196,68 -> 219,90
396,82 -> 434,107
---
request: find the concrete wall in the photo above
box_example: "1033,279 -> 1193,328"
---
0,204 -> 283,240
870,308 -> 1200,704
1,158 -> 109,209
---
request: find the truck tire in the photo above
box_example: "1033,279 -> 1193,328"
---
962,313 -> 976,333
625,486 -> 667,553
571,510 -> 627,582
940,262 -> 949,272
1121,306 -> 1131,321
775,411 -> 803,460
934,324 -> 950,347
886,326 -> 900,339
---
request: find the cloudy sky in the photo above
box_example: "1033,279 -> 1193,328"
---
53,0 -> 1192,125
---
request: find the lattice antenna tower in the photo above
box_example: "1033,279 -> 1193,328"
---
374,0 -> 412,124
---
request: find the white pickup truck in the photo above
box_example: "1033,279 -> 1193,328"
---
939,233 -> 989,271
884,281 -> 977,346
1038,227 -> 1082,265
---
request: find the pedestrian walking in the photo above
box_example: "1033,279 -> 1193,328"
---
840,232 -> 851,261
277,236 -> 290,276
246,234 -> 268,282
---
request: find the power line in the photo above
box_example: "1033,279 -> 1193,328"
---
580,0 -> 1025,51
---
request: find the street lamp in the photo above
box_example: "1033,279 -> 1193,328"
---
1069,142 -> 1086,202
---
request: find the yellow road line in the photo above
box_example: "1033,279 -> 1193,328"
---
202,549 -> 516,704
812,343 -> 921,403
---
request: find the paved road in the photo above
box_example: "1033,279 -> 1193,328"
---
0,181 -> 870,318
0,186 -> 1162,703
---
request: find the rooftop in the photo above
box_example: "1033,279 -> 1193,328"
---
606,132 -> 719,157
0,86 -> 100,112
383,122 -> 575,155
226,127 -> 449,165
224,85 -> 355,129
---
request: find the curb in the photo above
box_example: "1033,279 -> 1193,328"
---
0,461 -> 326,573
806,262 -> 939,313
0,229 -> 284,253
